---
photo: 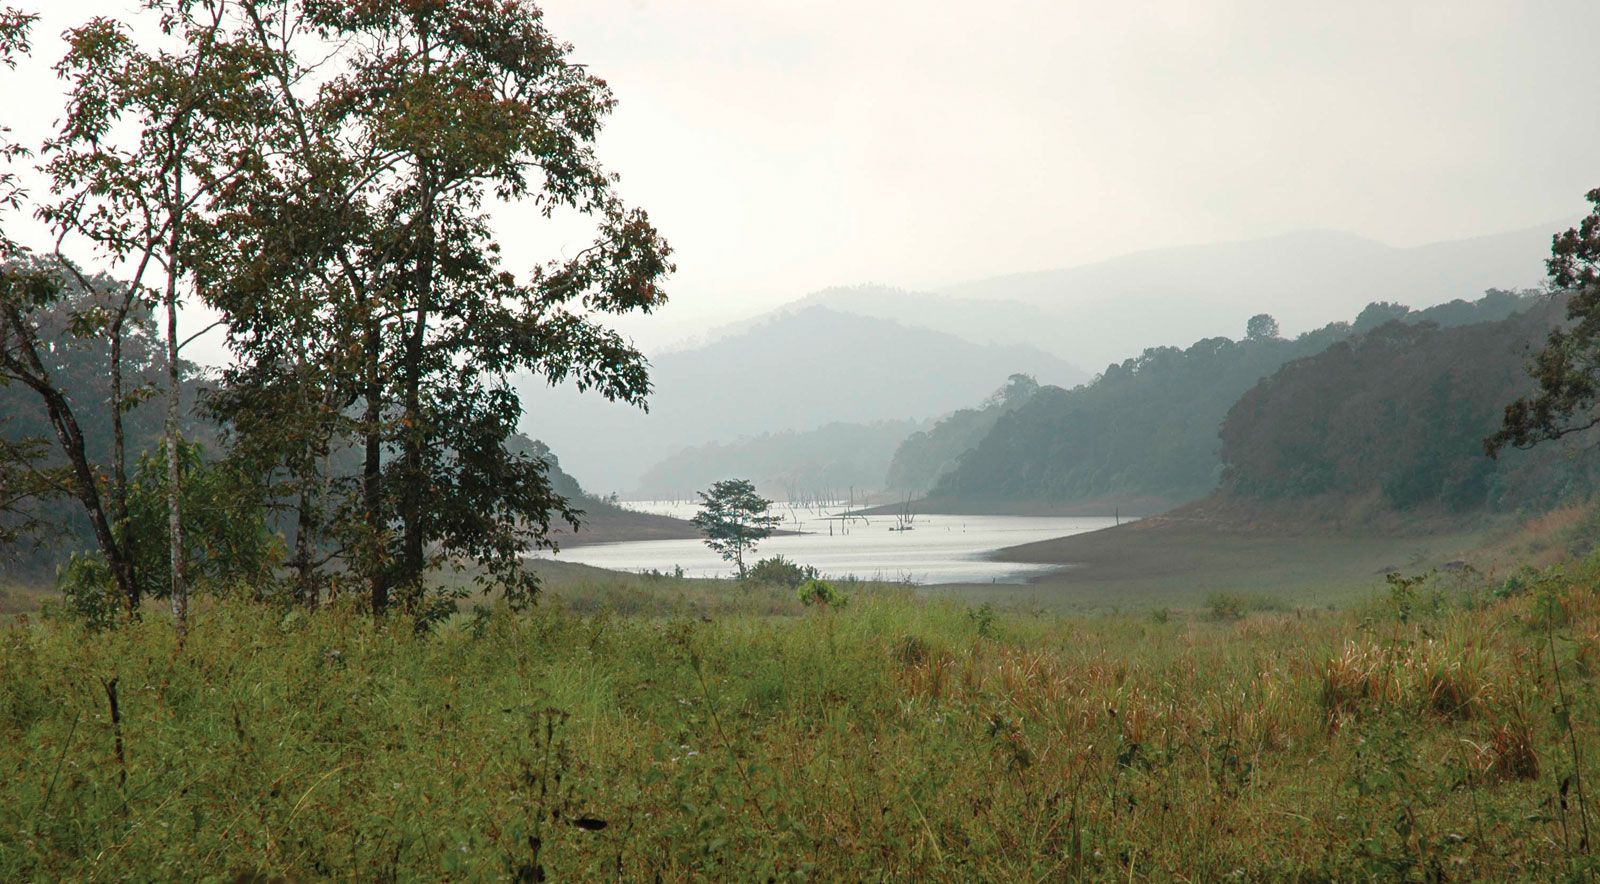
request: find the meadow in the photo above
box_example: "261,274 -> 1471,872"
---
1,554 -> 1599,879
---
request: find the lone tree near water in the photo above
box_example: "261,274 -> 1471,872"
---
692,479 -> 781,578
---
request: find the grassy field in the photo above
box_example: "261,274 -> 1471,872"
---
3,552 -> 1600,878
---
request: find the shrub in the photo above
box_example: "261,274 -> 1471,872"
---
796,578 -> 844,608
746,555 -> 818,588
53,552 -> 122,630
1204,592 -> 1282,621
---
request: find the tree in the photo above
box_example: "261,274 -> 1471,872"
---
1245,313 -> 1280,341
40,0 -> 266,638
692,479 -> 781,578
1488,188 -> 1600,457
208,0 -> 672,617
0,259 -> 141,612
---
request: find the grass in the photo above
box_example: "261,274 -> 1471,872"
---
2,557 -> 1600,878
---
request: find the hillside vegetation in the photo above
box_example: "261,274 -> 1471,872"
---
4,560 -> 1600,878
927,290 -> 1541,509
1221,295 -> 1600,511
885,374 -> 1041,494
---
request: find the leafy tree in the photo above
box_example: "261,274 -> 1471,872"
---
692,479 -> 781,579
202,0 -> 672,617
1246,313 -> 1280,341
122,440 -> 278,600
38,0 -> 266,637
1489,189 -> 1600,456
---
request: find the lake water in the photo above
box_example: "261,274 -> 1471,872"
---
540,500 -> 1122,584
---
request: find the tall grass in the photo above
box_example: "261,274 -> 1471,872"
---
2,565 -> 1600,878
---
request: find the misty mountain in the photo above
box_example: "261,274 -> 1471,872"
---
634,419 -> 927,501
515,306 -> 1087,493
672,285 -> 1080,361
940,223 -> 1560,368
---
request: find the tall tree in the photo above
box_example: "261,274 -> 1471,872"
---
692,479 -> 781,579
41,0 -> 267,637
212,0 -> 672,616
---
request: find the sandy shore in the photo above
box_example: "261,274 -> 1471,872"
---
926,512 -> 1494,612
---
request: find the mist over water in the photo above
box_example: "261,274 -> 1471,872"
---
542,501 -> 1123,583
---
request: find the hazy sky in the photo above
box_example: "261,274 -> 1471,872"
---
7,0 -> 1600,351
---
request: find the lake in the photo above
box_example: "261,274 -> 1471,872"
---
540,500 -> 1123,584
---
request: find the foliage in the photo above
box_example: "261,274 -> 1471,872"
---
1,0 -> 673,623
53,552 -> 121,631
795,578 -> 844,608
4,563 -> 1600,877
1490,188 -> 1600,458
194,0 -> 673,618
55,440 -> 278,616
934,293 -> 1538,506
691,479 -> 781,578
745,555 -> 819,588
1246,312 -> 1280,340
1220,296 -> 1600,510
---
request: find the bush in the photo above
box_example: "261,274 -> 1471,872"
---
53,552 -> 122,630
796,578 -> 844,608
746,555 -> 818,588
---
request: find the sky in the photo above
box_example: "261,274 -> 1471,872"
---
5,0 -> 1600,354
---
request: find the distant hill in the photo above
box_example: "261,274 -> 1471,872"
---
515,306 -> 1087,492
926,290 -> 1542,511
940,224 -> 1561,368
1218,295 -> 1600,514
633,419 -> 926,502
676,285 -> 1081,362
885,374 -> 1041,494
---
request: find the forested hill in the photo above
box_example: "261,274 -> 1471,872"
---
885,374 -> 1041,493
1219,294 -> 1600,512
925,290 -> 1541,509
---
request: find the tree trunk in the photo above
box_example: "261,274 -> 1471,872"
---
109,307 -> 129,556
363,310 -> 387,616
294,465 -> 318,609
164,167 -> 188,641
165,270 -> 187,640
2,308 -> 139,613
398,169 -> 437,617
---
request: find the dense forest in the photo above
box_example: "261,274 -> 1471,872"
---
1220,294 -> 1600,511
926,290 -> 1541,507
0,271 -> 624,575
